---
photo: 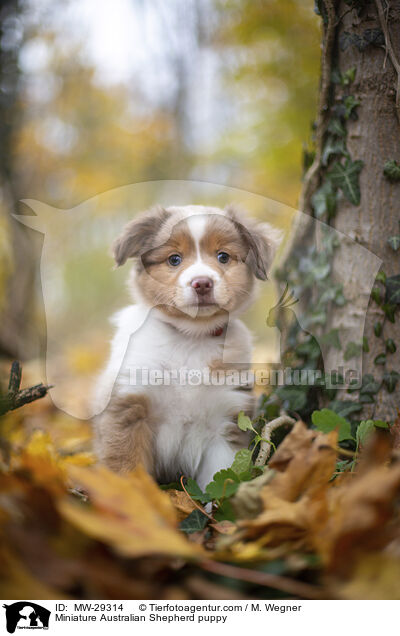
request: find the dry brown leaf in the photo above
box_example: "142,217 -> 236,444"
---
390,410 -> 400,450
167,489 -> 197,521
226,421 -> 400,588
10,431 -> 67,494
232,469 -> 276,520
337,554 -> 400,600
315,464 -> 400,574
209,520 -> 236,534
266,421 -> 337,501
222,424 -> 337,554
59,464 -> 202,559
268,420 -> 318,472
0,549 -> 68,600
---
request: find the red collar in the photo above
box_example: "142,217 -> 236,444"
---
210,326 -> 225,337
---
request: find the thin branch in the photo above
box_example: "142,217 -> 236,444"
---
199,559 -> 325,600
374,0 -> 400,122
0,361 -> 52,416
7,360 -> 21,394
254,415 -> 296,466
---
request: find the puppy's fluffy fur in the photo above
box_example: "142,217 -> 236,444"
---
93,205 -> 280,490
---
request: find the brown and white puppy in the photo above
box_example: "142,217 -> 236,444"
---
93,205 -> 280,490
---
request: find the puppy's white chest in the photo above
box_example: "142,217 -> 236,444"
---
98,305 -> 253,485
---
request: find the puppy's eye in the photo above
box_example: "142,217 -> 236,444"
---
217,252 -> 230,264
168,254 -> 182,266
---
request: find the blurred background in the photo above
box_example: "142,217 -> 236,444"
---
0,0 -> 320,418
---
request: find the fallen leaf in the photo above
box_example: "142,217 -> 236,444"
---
168,489 -> 197,521
59,464 -> 202,559
315,464 -> 400,574
268,420 -> 320,472
338,554 -> 400,600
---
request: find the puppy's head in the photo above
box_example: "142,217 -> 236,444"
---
113,204 -> 281,323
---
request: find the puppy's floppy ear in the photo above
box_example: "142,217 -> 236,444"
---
225,205 -> 282,280
113,206 -> 170,266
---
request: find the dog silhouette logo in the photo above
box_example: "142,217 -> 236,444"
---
3,602 -> 50,634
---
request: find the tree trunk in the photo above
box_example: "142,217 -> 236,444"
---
280,0 -> 400,422
0,1 -> 37,361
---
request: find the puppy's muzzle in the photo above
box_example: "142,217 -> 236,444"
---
191,277 -> 214,304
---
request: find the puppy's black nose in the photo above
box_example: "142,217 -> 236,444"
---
191,277 -> 213,295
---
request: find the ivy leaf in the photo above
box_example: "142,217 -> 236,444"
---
179,509 -> 208,534
356,420 -> 375,446
360,393 -> 375,404
304,310 -> 327,326
311,181 -> 337,219
371,287 -> 383,305
376,271 -> 387,284
312,409 -> 353,442
313,262 -> 331,280
383,160 -> 400,182
328,159 -> 364,205
296,337 -> 321,359
386,338 -> 397,354
231,449 -> 253,476
388,236 -> 400,251
339,32 -> 360,51
385,275 -> 400,305
341,30 -> 383,52
275,386 -> 308,411
362,28 -> 384,47
336,459 -> 352,472
374,420 -> 389,429
343,95 -> 360,120
319,285 -> 338,304
334,290 -> 346,305
322,137 -> 346,166
382,303 -> 396,322
374,321 -> 383,337
383,371 -> 400,393
237,411 -> 254,432
321,328 -> 341,350
360,374 -> 381,396
328,400 -> 363,418
328,118 -> 347,137
331,67 -> 343,84
344,341 -> 362,361
374,353 -> 387,365
303,147 -> 315,172
205,469 -> 241,500
342,67 -> 356,85
185,478 -> 211,503
314,0 -> 328,23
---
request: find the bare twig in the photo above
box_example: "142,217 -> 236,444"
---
7,360 -> 21,394
255,415 -> 296,466
0,361 -> 52,416
199,559 -> 326,600
374,0 -> 400,122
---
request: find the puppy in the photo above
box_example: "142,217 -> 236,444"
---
93,204 -> 280,491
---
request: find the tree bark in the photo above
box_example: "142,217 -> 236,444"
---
0,1 -> 37,360
280,0 -> 400,421
328,0 -> 400,420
